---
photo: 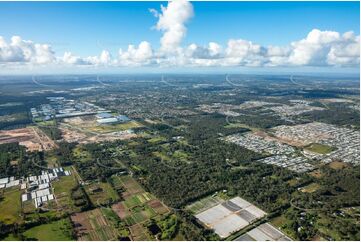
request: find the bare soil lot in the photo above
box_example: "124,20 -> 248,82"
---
0,127 -> 57,151
59,116 -> 137,144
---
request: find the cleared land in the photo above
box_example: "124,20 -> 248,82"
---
300,183 -> 321,193
0,127 -> 57,151
62,116 -> 142,133
59,116 -> 138,144
328,161 -> 350,170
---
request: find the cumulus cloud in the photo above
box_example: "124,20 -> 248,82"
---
0,1 -> 359,70
62,50 -> 113,66
118,41 -> 154,66
62,52 -> 89,65
186,42 -> 223,59
287,29 -> 360,66
0,36 -> 55,64
150,0 -> 194,53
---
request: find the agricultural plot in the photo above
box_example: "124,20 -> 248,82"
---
235,223 -> 292,241
111,175 -> 170,240
71,208 -> 121,241
129,224 -> 153,240
194,196 -> 267,238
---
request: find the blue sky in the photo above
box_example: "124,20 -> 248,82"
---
0,1 -> 359,74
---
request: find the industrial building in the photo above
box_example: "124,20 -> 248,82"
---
96,113 -> 131,124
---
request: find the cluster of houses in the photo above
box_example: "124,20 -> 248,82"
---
272,122 -> 360,165
257,155 -> 315,173
225,121 -> 359,173
0,167 -> 71,209
267,100 -> 324,119
224,132 -> 314,173
224,132 -> 295,155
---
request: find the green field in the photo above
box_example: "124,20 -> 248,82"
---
0,187 -> 22,224
36,119 -> 56,126
304,143 -> 335,154
88,121 -> 143,133
52,172 -> 79,212
85,182 -> 119,206
148,136 -> 167,144
23,218 -> 74,240
72,146 -> 92,162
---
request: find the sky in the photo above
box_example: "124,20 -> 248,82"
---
0,0 -> 359,74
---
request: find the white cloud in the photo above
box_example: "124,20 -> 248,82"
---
0,0 -> 359,70
62,52 -> 89,65
287,29 -> 359,66
62,50 -> 113,66
327,32 -> 360,66
118,41 -> 154,66
150,0 -> 194,53
0,36 -> 55,64
186,42 -> 223,59
224,39 -> 267,66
